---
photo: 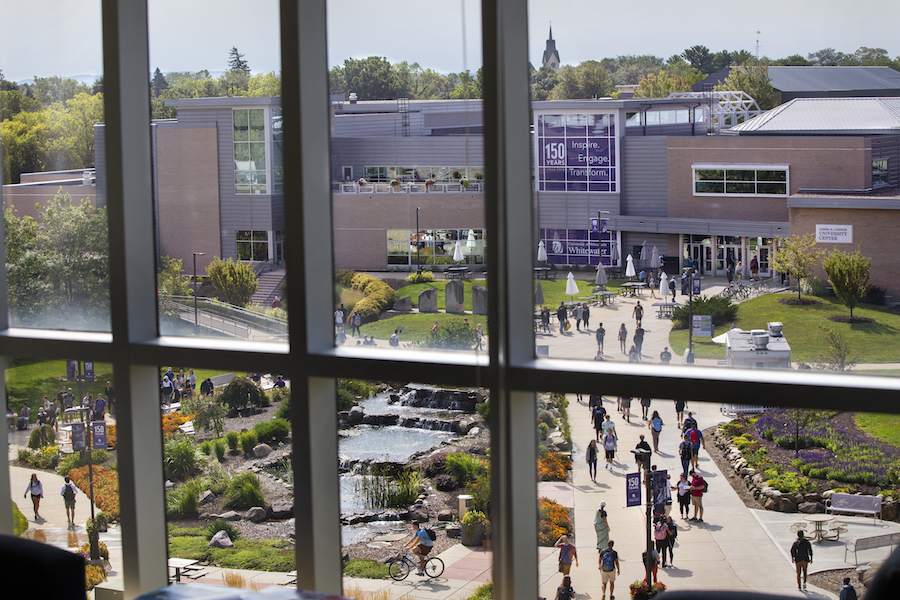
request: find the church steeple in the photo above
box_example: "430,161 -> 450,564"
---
542,24 -> 560,71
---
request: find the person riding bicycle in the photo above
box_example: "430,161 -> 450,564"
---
403,520 -> 434,576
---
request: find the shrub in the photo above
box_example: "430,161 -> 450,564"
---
57,449 -> 109,476
468,581 -> 494,600
338,379 -> 376,399
70,465 -> 120,518
477,401 -> 490,422
538,497 -> 570,545
538,422 -> 549,439
348,273 -> 398,323
18,445 -> 60,470
334,269 -> 357,288
342,558 -> 389,579
337,388 -> 355,411
221,377 -> 264,413
467,467 -> 491,514
355,467 -> 422,509
537,409 -> 557,428
213,439 -> 227,461
200,440 -> 213,455
270,387 -> 290,404
433,473 -> 458,491
225,431 -> 240,451
406,271 -> 435,284
28,425 -> 56,449
800,276 -> 827,297
239,430 -> 258,454
444,452 -> 487,485
13,502 -> 28,536
201,464 -> 233,495
671,295 -> 738,329
223,472 -> 266,510
166,479 -> 201,519
862,285 -> 888,306
190,397 -> 226,438
164,437 -> 198,479
254,418 -> 290,443
274,394 -> 291,420
206,517 -> 241,541
420,319 -> 477,350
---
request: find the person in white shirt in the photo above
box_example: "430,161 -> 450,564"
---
24,473 -> 43,520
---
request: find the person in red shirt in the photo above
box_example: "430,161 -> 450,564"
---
689,469 -> 705,522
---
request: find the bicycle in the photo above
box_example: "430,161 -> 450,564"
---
388,551 -> 445,580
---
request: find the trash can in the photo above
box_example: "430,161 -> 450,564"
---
662,256 -> 680,276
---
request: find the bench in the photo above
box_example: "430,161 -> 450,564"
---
844,532 -> 900,565
826,492 -> 882,523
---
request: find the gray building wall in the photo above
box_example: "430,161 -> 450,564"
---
536,192 -> 621,230
330,136 -> 484,181
621,137 -> 668,218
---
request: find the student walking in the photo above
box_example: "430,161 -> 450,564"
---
24,473 -> 43,520
61,476 -> 78,528
663,516 -> 678,567
582,304 -> 590,330
594,501 -> 610,550
596,323 -> 606,354
649,410 -> 663,452
599,540 -> 620,600
674,472 -> 691,519
678,433 -> 693,478
790,530 -> 813,591
632,301 -> 644,327
618,324 -> 627,353
586,439 -> 599,482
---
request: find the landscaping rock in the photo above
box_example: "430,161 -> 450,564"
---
268,501 -> 293,520
861,560 -> 885,587
348,406 -> 365,425
798,501 -> 825,514
408,507 -> 429,522
882,500 -> 898,521
472,286 -> 488,315
245,507 -> 268,523
209,530 -> 233,548
780,498 -> 798,513
219,511 -> 241,521
446,524 -> 461,538
418,288 -> 438,313
253,443 -> 273,458
199,490 -> 215,505
823,490 -> 835,499
393,296 -> 412,312
764,498 -> 779,511
438,510 -> 454,522
803,493 -> 822,503
165,480 -> 175,490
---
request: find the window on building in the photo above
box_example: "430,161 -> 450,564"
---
273,108 -> 283,193
873,159 -> 889,188
236,230 -> 269,262
234,108 -> 267,194
693,166 -> 788,196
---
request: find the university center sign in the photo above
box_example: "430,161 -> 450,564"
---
536,113 -> 617,192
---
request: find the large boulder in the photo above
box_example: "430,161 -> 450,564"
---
547,432 -> 570,452
780,498 -> 798,513
253,443 -> 273,458
268,501 -> 293,520
393,296 -> 412,312
445,525 -> 461,538
408,506 -> 429,523
472,286 -> 488,315
347,406 -> 365,425
437,510 -> 454,522
418,288 -> 438,313
198,490 -> 215,505
209,530 -> 233,548
218,511 -> 241,521
798,501 -> 825,514
245,507 -> 268,523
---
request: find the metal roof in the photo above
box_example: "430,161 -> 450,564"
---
768,66 -> 900,93
727,97 -> 900,134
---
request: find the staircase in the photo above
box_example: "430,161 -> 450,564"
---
251,268 -> 286,306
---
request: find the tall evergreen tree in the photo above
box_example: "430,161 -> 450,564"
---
227,47 -> 250,74
151,68 -> 168,98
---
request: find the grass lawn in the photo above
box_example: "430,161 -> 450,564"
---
357,312 -> 488,343
670,293 -> 900,364
167,525 -> 294,571
394,279 -> 488,312
5,358 -> 239,415
855,413 -> 900,447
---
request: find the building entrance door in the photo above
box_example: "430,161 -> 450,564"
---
688,243 -> 713,275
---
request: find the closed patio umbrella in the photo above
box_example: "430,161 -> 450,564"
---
659,271 -> 668,296
625,254 -> 636,278
534,281 -> 545,305
651,246 -> 660,271
453,240 -> 465,264
595,264 -> 608,286
640,240 -> 648,262
566,272 -> 579,299
611,240 -> 619,264
537,240 -> 548,263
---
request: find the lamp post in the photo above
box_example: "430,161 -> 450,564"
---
416,207 -> 421,274
193,252 -> 205,333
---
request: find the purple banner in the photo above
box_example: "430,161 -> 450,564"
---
626,472 -> 642,507
91,421 -> 107,450
536,113 -> 617,193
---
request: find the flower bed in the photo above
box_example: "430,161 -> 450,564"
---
538,452 -> 571,482
538,497 -> 571,545
162,412 -> 193,437
69,465 -> 120,518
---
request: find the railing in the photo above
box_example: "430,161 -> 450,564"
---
167,296 -> 288,339
334,181 -> 485,194
253,259 -> 275,277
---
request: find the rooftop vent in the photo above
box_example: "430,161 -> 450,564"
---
767,322 -> 783,337
349,92 -> 358,104
750,329 -> 769,350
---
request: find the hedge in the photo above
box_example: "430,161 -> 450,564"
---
349,273 -> 398,323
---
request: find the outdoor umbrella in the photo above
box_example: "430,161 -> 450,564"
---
640,240 -> 648,262
453,240 -> 464,264
610,241 -> 619,264
651,246 -> 660,271
534,281 -> 545,305
565,271 -> 579,299
466,229 -> 477,248
625,254 -> 636,278
537,240 -> 548,263
659,271 -> 668,296
595,264 -> 608,286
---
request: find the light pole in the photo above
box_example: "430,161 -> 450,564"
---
416,207 -> 421,274
193,252 -> 205,333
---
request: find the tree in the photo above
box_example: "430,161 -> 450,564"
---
773,54 -> 811,66
157,255 -> 193,317
822,248 -> 870,319
227,47 -> 250,74
633,69 -> 692,98
807,48 -> 851,66
770,233 -> 825,301
207,257 -> 258,307
600,54 -> 665,85
531,65 -> 559,101
151,68 -> 168,97
31,76 -> 90,106
91,77 -> 104,95
714,62 -> 775,110
337,56 -> 405,100
852,47 -> 893,67
815,326 -> 860,372
548,61 -> 614,99
682,45 -> 715,75
246,72 -> 281,97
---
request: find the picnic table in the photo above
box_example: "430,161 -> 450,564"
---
534,267 -> 556,280
168,557 -> 201,583
652,302 -> 677,318
593,291 -> 617,306
621,282 -> 647,296
64,406 -> 91,422
447,266 -> 471,280
804,514 -> 835,542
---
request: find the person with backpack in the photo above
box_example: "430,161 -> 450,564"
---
598,540 -> 620,600
689,469 -> 706,522
687,424 -> 705,470
555,534 -> 578,578
642,548 -> 660,584
586,439 -> 599,482
649,410 -> 663,452
678,432 -> 693,478
790,530 -> 813,591
681,411 -> 697,433
653,518 -> 668,568
554,575 -> 575,600
602,429 -> 618,471
402,520 -> 435,576
61,476 -> 78,528
24,473 -> 43,521
663,516 -> 678,567
592,403 -> 607,441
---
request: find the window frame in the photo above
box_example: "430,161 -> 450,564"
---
1,4 -> 899,600
692,164 -> 789,197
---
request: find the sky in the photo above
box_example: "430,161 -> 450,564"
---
2,0 -> 899,82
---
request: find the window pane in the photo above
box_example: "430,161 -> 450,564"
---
695,169 -> 723,181
725,181 -> 754,194
725,169 -> 755,182
757,170 -> 786,182
695,182 -> 724,193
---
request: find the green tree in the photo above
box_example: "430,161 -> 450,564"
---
246,72 -> 281,97
531,65 -> 559,101
770,233 -> 825,301
423,319 -> 476,350
157,255 -> 193,313
336,56 -> 405,100
714,62 -> 775,110
227,46 -> 250,74
600,54 -> 665,85
549,62 -> 613,99
633,69 -> 692,98
807,48 -> 851,66
46,92 -> 104,169
446,68 -> 483,99
822,248 -> 870,319
1,88 -> 42,120
682,45 -> 715,75
852,47 -> 893,66
31,76 -> 90,106
4,205 -> 47,321
815,326 -> 860,372
207,257 -> 258,307
772,54 -> 811,66
151,68 -> 168,97
0,110 -> 51,183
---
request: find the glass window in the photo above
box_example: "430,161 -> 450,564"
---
237,230 -> 269,262
233,109 -> 268,194
693,166 -> 788,196
873,159 -> 889,187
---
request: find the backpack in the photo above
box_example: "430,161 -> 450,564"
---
63,483 -> 75,503
680,442 -> 692,461
424,527 -> 437,541
689,428 -> 700,445
600,549 -> 615,571
557,585 -> 574,600
703,479 -> 709,493
654,521 -> 667,540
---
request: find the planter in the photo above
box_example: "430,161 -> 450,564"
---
461,523 -> 483,546
482,539 -> 492,549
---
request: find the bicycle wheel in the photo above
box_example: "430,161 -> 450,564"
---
388,558 -> 411,581
425,557 -> 445,578
759,282 -> 770,294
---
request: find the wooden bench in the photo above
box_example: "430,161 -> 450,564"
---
826,492 -> 882,523
844,532 -> 900,565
